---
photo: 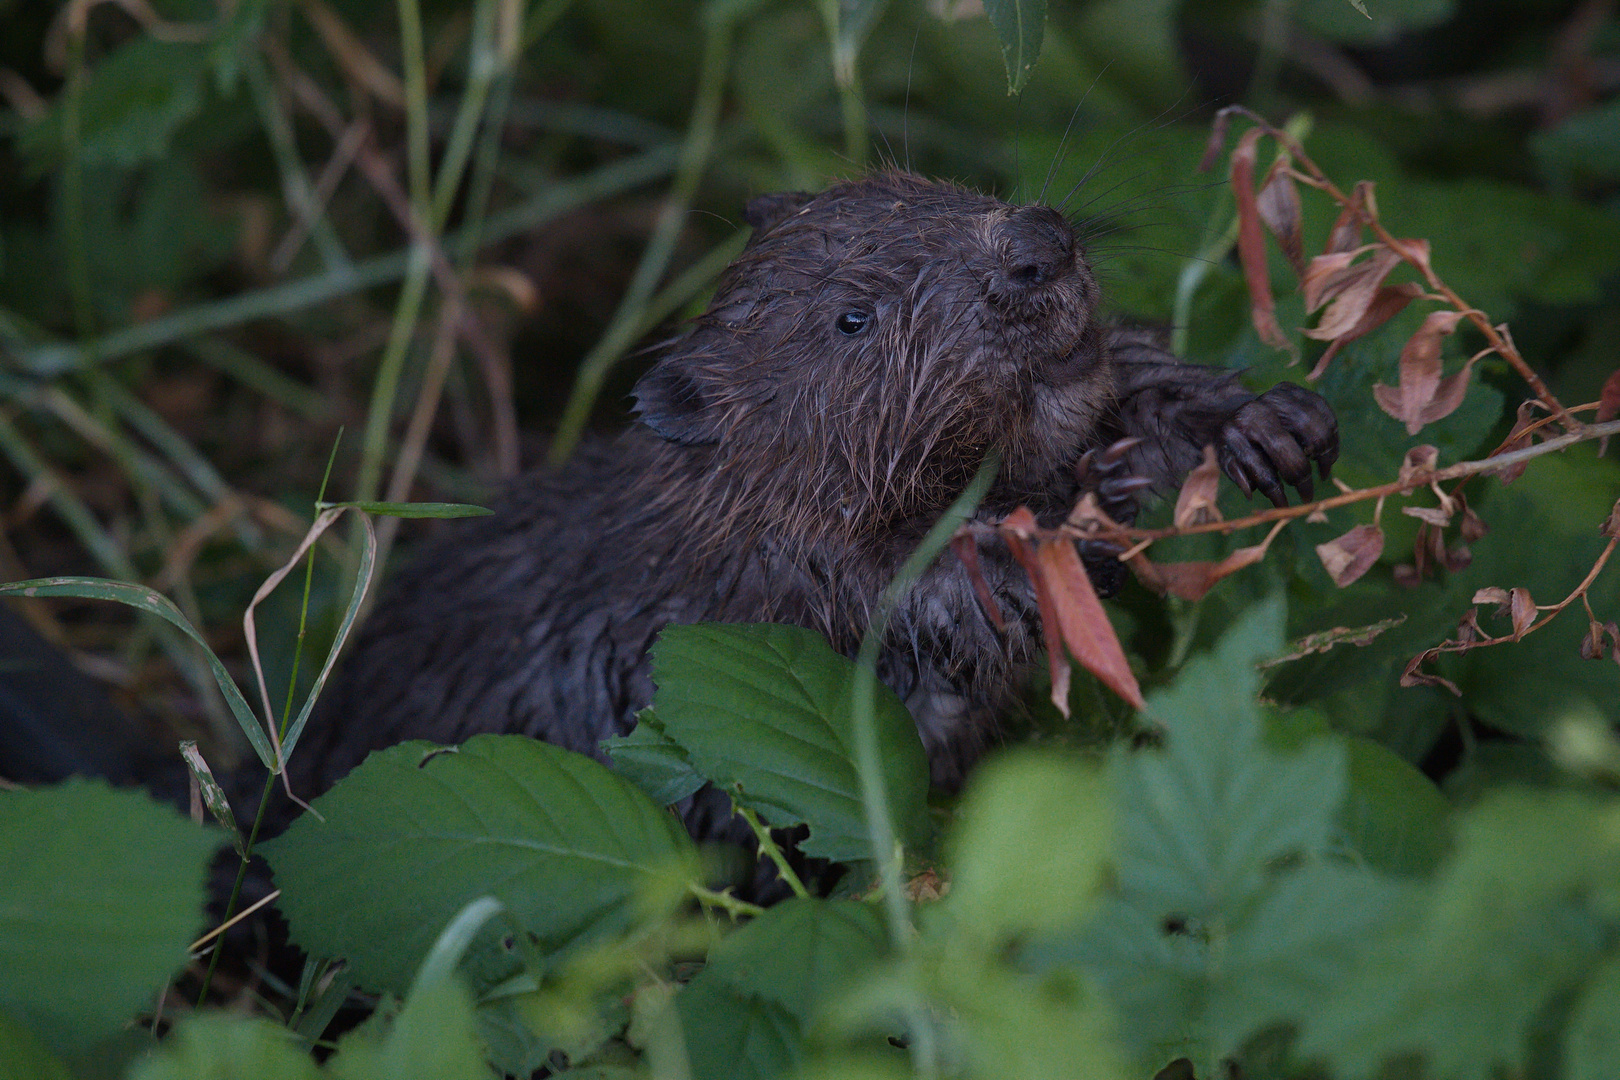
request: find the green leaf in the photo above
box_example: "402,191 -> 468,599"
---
649,623 -> 929,863
1297,789 -> 1620,1079
1533,96 -> 1620,185
318,500 -> 493,519
0,1013 -> 73,1080
1295,0 -> 1453,44
20,39 -> 210,171
983,0 -> 1046,93
704,898 -> 888,1025
1568,954 -> 1620,1080
676,971 -> 802,1080
328,980 -> 493,1080
946,750 -> 1113,939
603,710 -> 706,807
127,1015 -> 319,1080
1046,599 -> 1404,1074
262,735 -> 700,994
0,576 -> 275,769
0,780 -> 218,1059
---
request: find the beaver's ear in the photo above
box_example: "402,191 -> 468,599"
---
632,360 -> 726,446
744,191 -> 813,234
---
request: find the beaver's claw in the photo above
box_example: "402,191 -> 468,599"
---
1218,382 -> 1339,507
1074,437 -> 1153,598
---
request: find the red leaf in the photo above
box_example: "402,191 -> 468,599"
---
1257,160 -> 1305,278
1035,538 -> 1144,711
1315,523 -> 1384,587
1231,128 -> 1293,356
950,532 -> 1006,632
1373,310 -> 1468,435
1128,543 -> 1269,603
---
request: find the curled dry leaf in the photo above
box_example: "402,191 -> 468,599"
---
1173,445 -> 1223,528
1315,522 -> 1385,587
1473,586 -> 1512,608
1305,282 -> 1424,382
1303,245 -> 1403,337
950,531 -> 1006,632
1488,401 -> 1546,484
1399,445 -> 1440,484
1258,614 -> 1406,666
1401,649 -> 1460,695
1402,505 -> 1453,527
1444,542 -> 1473,573
1457,607 -> 1484,645
1601,498 -> 1620,539
1509,587 -> 1537,638
1460,500 -> 1488,542
1373,309 -> 1470,435
1257,161 -> 1305,278
1000,507 -> 1144,714
1231,128 -> 1294,356
1325,180 -> 1375,255
1129,541 -> 1271,603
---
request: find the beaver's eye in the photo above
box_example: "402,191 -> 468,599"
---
835,311 -> 870,336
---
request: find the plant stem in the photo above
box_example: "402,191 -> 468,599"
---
548,15 -> 734,462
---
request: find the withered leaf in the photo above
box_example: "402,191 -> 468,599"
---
1599,367 -> 1619,457
1325,180 -> 1375,255
1231,128 -> 1293,356
1399,445 -> 1440,481
1304,282 -> 1424,381
1460,501 -> 1488,542
1457,607 -> 1483,644
1402,505 -> 1453,527
1173,445 -> 1222,528
1392,563 -> 1422,589
1001,512 -> 1069,712
1257,160 -> 1305,278
1472,586 -> 1512,608
1509,587 -> 1537,638
1128,542 -> 1269,603
1400,650 -> 1460,695
950,531 -> 1006,632
1579,621 -> 1608,661
1035,537 -> 1145,711
1373,309 -> 1469,435
1315,523 -> 1385,587
1303,246 -> 1403,336
1258,614 -> 1407,666
1601,498 -> 1620,539
1487,401 -> 1544,484
1444,543 -> 1473,573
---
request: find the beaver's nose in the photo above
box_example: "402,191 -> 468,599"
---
995,204 -> 1077,293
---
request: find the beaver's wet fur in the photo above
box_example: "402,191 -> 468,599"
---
291,172 -> 1338,830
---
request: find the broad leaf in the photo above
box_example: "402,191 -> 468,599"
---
263,735 -> 699,993
649,623 -> 929,863
0,780 -> 218,1058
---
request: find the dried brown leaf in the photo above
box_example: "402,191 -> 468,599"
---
1400,650 -> 1460,695
1402,505 -> 1453,527
1373,309 -> 1468,435
1325,180 -> 1374,255
1303,282 -> 1424,381
1128,543 -> 1269,603
1232,128 -> 1293,356
1602,498 -> 1620,539
1600,368 -> 1620,457
1457,607 -> 1483,644
1392,564 -> 1422,589
1400,445 -> 1440,481
1173,445 -> 1222,528
1487,401 -> 1544,484
1444,543 -> 1473,573
1460,501 -> 1488,542
1580,621 -> 1607,661
1257,161 -> 1305,279
1473,586 -> 1512,608
1000,511 -> 1070,713
1315,523 -> 1384,587
1036,538 -> 1145,710
1509,587 -> 1536,638
951,532 -> 1006,632
1303,246 -> 1402,337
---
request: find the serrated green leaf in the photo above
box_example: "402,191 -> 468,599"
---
0,780 -> 219,1059
127,1014 -> 318,1080
946,751 -> 1113,939
650,623 -> 929,863
1298,789 -> 1620,1079
262,735 -> 700,994
677,971 -> 802,1080
603,710 -> 706,807
704,898 -> 888,1025
20,39 -> 209,171
328,979 -> 493,1080
1568,953 -> 1620,1080
983,0 -> 1046,93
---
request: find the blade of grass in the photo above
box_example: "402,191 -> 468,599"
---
244,49 -> 350,273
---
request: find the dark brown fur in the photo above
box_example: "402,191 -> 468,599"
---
291,173 -> 1336,830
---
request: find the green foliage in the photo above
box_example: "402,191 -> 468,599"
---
0,781 -> 219,1061
262,735 -> 700,994
642,622 -> 931,863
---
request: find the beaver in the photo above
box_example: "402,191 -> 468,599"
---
290,171 -> 1337,827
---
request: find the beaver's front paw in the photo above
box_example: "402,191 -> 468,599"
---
1074,437 -> 1154,597
1218,382 -> 1339,506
